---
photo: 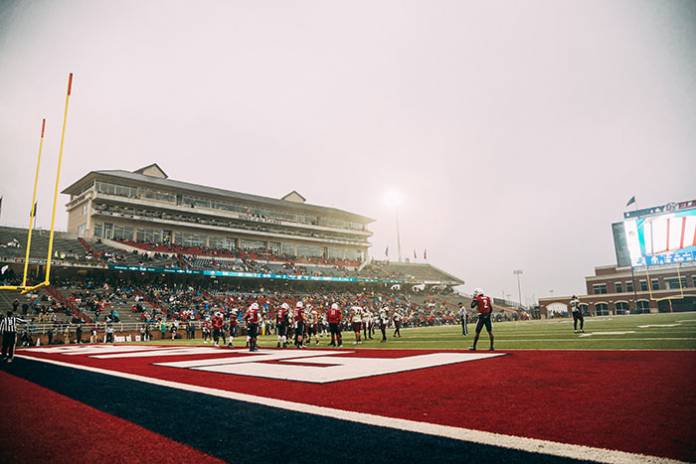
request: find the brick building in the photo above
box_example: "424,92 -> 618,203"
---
539,263 -> 696,316
539,199 -> 696,317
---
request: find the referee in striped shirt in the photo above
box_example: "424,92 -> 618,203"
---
1,310 -> 28,363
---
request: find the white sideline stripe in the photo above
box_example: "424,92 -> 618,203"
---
15,354 -> 684,464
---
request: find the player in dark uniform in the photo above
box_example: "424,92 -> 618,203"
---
327,303 -> 343,347
227,308 -> 239,348
469,288 -> 494,351
244,303 -> 260,352
294,301 -> 305,349
378,307 -> 388,342
570,295 -> 584,333
276,303 -> 290,348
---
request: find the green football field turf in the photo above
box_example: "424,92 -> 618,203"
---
141,312 -> 696,350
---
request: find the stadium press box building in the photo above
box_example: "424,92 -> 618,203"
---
539,199 -> 696,316
62,163 -> 373,264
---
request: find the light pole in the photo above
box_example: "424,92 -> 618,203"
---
385,190 -> 403,263
513,269 -> 523,309
395,206 -> 402,262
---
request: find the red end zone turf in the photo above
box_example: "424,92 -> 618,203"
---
0,371 -> 225,464
15,347 -> 696,462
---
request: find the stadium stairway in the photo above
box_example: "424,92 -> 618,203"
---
44,286 -> 93,323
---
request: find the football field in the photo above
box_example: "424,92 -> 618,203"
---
2,312 -> 695,464
144,311 -> 696,350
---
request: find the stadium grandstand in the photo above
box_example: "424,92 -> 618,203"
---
0,164 -> 494,344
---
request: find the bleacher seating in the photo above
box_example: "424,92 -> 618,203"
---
359,260 -> 463,284
1,226 -> 465,285
0,226 -> 90,263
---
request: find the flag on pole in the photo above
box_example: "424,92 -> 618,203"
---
413,250 -> 417,259
0,196 -> 3,220
385,246 -> 389,257
31,201 -> 37,217
626,196 -> 636,207
423,249 -> 427,260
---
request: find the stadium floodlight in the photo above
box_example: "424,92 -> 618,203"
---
384,189 -> 403,208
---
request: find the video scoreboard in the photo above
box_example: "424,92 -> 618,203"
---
613,200 -> 696,267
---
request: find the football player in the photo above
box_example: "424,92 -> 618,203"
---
212,311 -> 224,347
244,302 -> 260,352
307,305 -> 320,345
294,301 -> 305,349
327,303 -> 343,347
570,295 -> 584,333
351,306 -> 363,344
276,302 -> 290,348
228,308 -> 238,348
378,307 -> 388,342
202,316 -> 212,343
362,309 -> 373,340
393,309 -> 402,338
469,288 -> 494,351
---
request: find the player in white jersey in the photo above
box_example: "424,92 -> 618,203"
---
351,306 -> 363,344
393,308 -> 403,337
306,305 -> 320,345
362,309 -> 373,340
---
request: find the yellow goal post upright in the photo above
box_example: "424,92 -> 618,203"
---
0,72 -> 73,295
20,118 -> 46,288
0,118 -> 46,292
643,261 -> 690,313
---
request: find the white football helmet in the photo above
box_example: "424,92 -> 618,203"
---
473,288 -> 484,297
331,303 -> 339,310
250,302 -> 259,310
296,301 -> 304,309
281,303 -> 290,310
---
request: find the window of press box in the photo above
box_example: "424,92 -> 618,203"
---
592,284 -> 607,295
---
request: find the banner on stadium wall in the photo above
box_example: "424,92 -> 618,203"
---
107,264 -> 401,284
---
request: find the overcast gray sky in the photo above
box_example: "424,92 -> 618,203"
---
1,0 -> 695,302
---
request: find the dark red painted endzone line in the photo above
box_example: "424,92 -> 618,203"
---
18,348 -> 696,462
0,371 -> 225,464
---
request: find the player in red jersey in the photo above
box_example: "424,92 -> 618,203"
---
276,303 -> 290,348
469,288 -> 494,351
294,301 -> 305,349
212,311 -> 224,347
327,303 -> 343,347
244,303 -> 260,352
